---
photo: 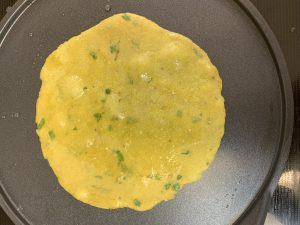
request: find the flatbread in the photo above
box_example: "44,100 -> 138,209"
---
36,13 -> 225,211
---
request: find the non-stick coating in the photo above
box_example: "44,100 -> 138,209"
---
0,0 -> 293,225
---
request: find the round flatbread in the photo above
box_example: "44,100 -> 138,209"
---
36,13 -> 225,211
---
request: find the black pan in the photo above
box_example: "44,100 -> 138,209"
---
0,0 -> 294,224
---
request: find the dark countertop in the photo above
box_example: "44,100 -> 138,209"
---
0,0 -> 299,224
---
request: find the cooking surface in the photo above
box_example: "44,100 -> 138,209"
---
0,1 -> 299,225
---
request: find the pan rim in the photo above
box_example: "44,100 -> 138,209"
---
0,1 -> 39,224
0,0 -> 294,224
232,0 -> 294,224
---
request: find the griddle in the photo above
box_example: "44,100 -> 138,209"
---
0,0 -> 294,225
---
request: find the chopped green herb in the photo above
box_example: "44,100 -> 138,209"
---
110,43 -> 120,60
120,164 -> 131,174
37,118 -> 45,130
114,150 -> 124,164
212,76 -> 216,80
193,48 -> 203,58
206,161 -> 210,166
133,199 -> 141,207
108,124 -> 113,131
94,113 -> 102,122
101,98 -> 106,103
154,174 -> 161,180
126,116 -> 139,124
95,176 -> 103,179
172,183 -> 180,192
177,175 -> 182,180
181,150 -> 191,155
73,127 -> 78,131
120,166 -> 127,173
192,116 -> 202,123
147,174 -> 161,180
122,14 -> 131,21
105,88 -> 111,95
48,130 -> 55,140
89,51 -> 97,60
176,110 -> 183,118
110,45 -> 119,54
92,185 -> 111,193
111,115 -> 119,121
164,183 -> 172,190
128,76 -> 134,85
131,40 -> 140,48
83,86 -> 88,91
120,171 -> 132,183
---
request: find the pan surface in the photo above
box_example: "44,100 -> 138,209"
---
0,0 -> 293,225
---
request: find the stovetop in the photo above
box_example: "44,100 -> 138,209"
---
0,0 -> 299,225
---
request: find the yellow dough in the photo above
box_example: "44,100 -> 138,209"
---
36,13 -> 225,211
